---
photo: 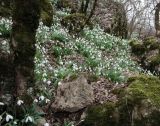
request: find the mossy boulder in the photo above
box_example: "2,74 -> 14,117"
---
56,0 -> 78,12
83,75 -> 160,126
129,39 -> 146,55
84,102 -> 118,126
130,37 -> 160,75
94,0 -> 128,38
130,37 -> 159,55
127,75 -> 160,107
61,13 -> 91,34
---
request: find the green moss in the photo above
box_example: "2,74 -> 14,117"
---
115,75 -> 160,126
84,75 -> 160,126
130,37 -> 160,57
143,36 -> 157,47
127,75 -> 160,107
61,13 -> 88,34
84,102 -> 117,126
129,40 -> 146,55
143,36 -> 160,52
56,0 -> 73,9
149,55 -> 160,66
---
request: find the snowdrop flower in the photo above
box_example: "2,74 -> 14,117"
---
43,78 -> 47,83
59,61 -> 63,65
58,81 -> 62,86
34,98 -> 38,103
45,99 -> 50,103
6,114 -> 13,122
0,102 -> 4,106
39,95 -> 45,101
47,80 -> 51,85
43,73 -> 47,77
49,66 -> 53,70
44,123 -> 49,126
17,100 -> 24,106
13,121 -> 17,124
25,116 -> 33,123
0,116 -> 2,121
2,41 -> 7,45
54,73 -> 57,77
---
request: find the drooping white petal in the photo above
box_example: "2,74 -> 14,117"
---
6,114 -> 13,122
17,100 -> 24,106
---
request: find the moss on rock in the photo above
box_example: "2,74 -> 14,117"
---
84,75 -> 160,126
130,37 -> 160,75
61,13 -> 88,34
149,55 -> 160,66
143,36 -> 160,51
127,75 -> 160,107
129,39 -> 146,55
143,36 -> 157,47
84,102 -> 118,126
116,75 -> 160,126
56,0 -> 77,10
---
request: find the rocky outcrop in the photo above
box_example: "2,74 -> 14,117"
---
83,75 -> 160,126
94,0 -> 128,38
51,75 -> 94,113
130,37 -> 160,75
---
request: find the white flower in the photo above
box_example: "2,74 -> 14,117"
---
25,116 -> 33,123
0,116 -> 2,122
2,41 -> 7,45
45,99 -> 50,103
6,114 -> 13,122
43,78 -> 47,83
13,121 -> 17,124
49,66 -> 53,70
34,98 -> 38,103
42,73 -> 47,77
58,81 -> 62,86
17,100 -> 24,106
39,95 -> 45,101
0,102 -> 4,106
44,123 -> 49,126
47,80 -> 51,85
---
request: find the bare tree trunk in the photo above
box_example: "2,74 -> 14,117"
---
11,0 -> 40,96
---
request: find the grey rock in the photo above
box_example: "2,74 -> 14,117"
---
51,75 -> 94,112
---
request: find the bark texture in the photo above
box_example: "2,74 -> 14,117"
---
11,0 -> 40,96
